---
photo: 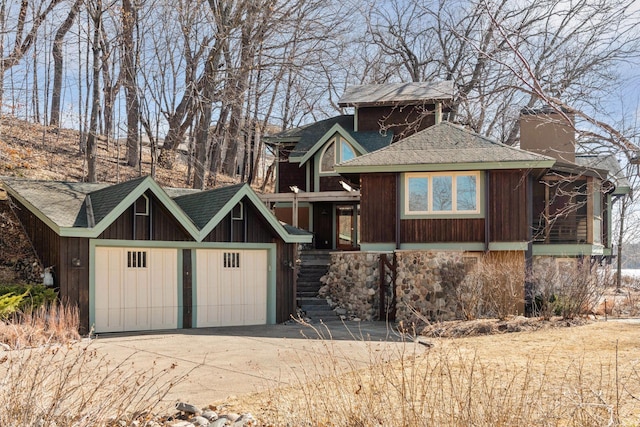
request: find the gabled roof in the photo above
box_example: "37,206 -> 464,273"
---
575,154 -> 631,195
1,176 -> 312,243
174,183 -> 312,243
267,115 -> 393,164
335,122 -> 556,173
338,81 -> 454,107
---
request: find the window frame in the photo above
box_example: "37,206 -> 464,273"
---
319,136 -> 357,175
404,171 -> 482,217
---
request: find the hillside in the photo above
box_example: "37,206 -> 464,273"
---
0,115 -> 249,284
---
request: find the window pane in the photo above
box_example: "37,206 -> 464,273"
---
456,175 -> 477,211
341,141 -> 356,162
321,142 -> 335,172
408,177 -> 428,211
432,176 -> 452,211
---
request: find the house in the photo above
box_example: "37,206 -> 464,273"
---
264,82 -> 628,322
262,81 -> 454,250
0,176 -> 312,333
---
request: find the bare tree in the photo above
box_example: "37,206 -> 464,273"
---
50,0 -> 82,126
0,0 -> 64,114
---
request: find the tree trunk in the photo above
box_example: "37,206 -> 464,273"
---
86,2 -> 102,183
122,0 -> 140,167
50,0 -> 81,127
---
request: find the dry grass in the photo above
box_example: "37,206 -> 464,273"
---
220,321 -> 640,426
0,343 -> 183,426
0,303 -> 81,349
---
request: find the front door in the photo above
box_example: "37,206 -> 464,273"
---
336,204 -> 359,250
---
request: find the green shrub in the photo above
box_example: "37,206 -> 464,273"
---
0,291 -> 27,319
0,284 -> 57,312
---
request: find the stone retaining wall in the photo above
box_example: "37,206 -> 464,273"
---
395,251 -> 466,324
319,252 -> 385,321
319,250 -> 469,323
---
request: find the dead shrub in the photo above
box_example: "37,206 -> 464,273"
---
529,259 -> 601,319
455,253 -> 523,320
0,302 -> 80,348
0,343 -> 182,426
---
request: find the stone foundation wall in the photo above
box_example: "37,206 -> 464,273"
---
394,251 -> 466,324
320,250 -> 470,323
319,252 -> 386,321
320,250 -> 528,324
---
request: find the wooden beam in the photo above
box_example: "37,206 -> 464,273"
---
259,190 -> 360,203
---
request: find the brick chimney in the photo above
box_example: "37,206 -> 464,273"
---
520,107 -> 575,163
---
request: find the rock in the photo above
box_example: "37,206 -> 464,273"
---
210,419 -> 230,427
0,342 -> 10,351
201,410 -> 218,421
169,422 -> 195,427
335,307 -> 347,315
223,413 -> 240,422
233,413 -> 257,426
176,402 -> 201,415
189,416 -> 210,426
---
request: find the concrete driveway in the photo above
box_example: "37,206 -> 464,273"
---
90,320 -> 424,408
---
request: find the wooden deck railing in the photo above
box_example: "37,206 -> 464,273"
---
531,215 -> 588,244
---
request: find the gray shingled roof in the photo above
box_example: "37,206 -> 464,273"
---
338,81 -> 454,107
88,176 -> 147,224
173,183 -> 245,229
575,154 -> 630,190
0,178 -> 109,227
284,115 -> 392,158
336,122 -> 555,169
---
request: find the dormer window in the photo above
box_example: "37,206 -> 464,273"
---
320,137 -> 356,174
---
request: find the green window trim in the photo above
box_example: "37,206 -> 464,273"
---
402,171 -> 484,218
319,136 -> 357,176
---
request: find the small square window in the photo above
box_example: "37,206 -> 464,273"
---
127,250 -> 147,268
223,252 -> 240,268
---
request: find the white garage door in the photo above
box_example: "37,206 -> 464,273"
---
196,249 -> 268,327
94,247 -> 178,333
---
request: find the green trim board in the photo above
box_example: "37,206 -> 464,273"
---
196,185 -> 312,244
82,176 -> 201,239
399,243 -> 486,251
532,243 -> 605,256
335,160 -> 555,174
176,250 -> 184,329
291,124 -> 368,165
359,243 -> 396,251
192,249 -> 198,328
488,242 -> 528,251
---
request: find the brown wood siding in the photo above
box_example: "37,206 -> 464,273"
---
202,198 -> 274,243
489,170 -> 529,241
319,175 -> 343,192
58,237 -> 89,334
99,193 -> 192,241
360,174 -> 396,243
278,161 -> 306,193
357,105 -> 436,141
401,219 -> 485,243
11,199 -> 60,270
275,241 -> 296,323
274,206 -> 310,231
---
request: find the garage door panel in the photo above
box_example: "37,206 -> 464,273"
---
94,247 -> 178,333
196,249 -> 268,328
